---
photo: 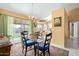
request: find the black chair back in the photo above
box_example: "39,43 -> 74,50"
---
21,31 -> 28,44
44,33 -> 52,48
21,31 -> 28,36
21,31 -> 28,38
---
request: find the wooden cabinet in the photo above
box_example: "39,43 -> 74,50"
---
0,43 -> 12,56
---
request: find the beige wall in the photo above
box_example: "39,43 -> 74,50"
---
69,8 -> 79,22
52,7 -> 68,47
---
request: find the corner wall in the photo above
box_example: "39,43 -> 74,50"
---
52,7 -> 69,47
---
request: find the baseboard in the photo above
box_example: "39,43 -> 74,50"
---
50,44 -> 70,51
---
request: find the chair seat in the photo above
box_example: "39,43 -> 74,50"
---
35,42 -> 49,51
24,39 -> 36,46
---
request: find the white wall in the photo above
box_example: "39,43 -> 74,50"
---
74,22 -> 78,38
72,22 -> 79,38
70,22 -> 79,38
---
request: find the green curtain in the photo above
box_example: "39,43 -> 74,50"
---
28,19 -> 33,34
7,16 -> 14,37
29,20 -> 32,34
0,14 -> 33,37
0,14 -> 7,35
0,14 -> 14,37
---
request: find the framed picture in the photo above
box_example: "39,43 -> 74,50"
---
54,17 -> 62,27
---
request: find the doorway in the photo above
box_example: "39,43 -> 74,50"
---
66,21 -> 79,49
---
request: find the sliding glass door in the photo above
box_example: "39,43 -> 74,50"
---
13,23 -> 29,43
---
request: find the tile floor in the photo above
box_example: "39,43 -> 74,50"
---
66,37 -> 79,56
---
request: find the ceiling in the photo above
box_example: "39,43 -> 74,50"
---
0,3 -> 79,20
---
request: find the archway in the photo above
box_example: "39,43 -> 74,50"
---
66,7 -> 79,49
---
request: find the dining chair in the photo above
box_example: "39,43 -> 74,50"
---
34,33 -> 52,56
21,31 -> 36,56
